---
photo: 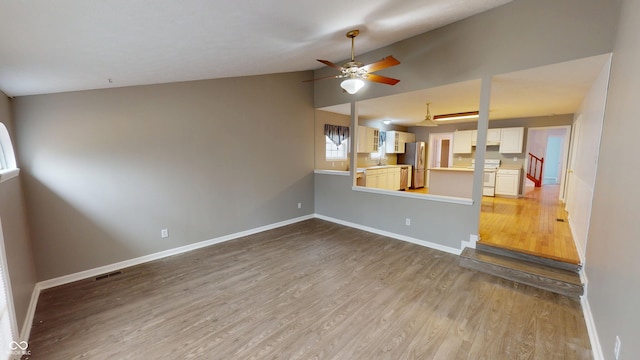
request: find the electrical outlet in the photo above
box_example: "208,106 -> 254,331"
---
297,202 -> 302,209
614,336 -> 621,359
405,218 -> 411,226
161,228 -> 169,238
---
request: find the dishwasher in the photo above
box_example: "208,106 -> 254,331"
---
400,166 -> 409,190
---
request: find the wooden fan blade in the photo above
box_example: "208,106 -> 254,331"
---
362,56 -> 400,73
302,74 -> 340,83
366,73 -> 400,86
317,59 -> 344,71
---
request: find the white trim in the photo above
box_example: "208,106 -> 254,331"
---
582,292 -> 603,360
0,168 -> 19,184
351,185 -> 474,205
0,218 -> 19,344
461,234 -> 478,249
315,214 -> 462,256
313,169 -> 350,176
19,285 -> 41,343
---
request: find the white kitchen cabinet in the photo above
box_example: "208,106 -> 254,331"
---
495,168 -> 521,197
499,127 -> 524,153
385,131 -> 416,153
471,128 -> 502,146
385,131 -> 401,153
357,126 -> 380,153
488,128 -> 502,145
453,130 -> 473,154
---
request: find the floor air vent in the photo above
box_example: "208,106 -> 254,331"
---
95,270 -> 123,281
556,218 -> 566,222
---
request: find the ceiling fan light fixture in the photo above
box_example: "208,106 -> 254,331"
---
340,78 -> 365,94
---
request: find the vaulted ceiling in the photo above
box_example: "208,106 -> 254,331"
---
0,0 -> 511,97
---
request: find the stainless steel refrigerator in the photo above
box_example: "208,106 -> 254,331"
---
398,141 -> 426,189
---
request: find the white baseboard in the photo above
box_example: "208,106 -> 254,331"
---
581,291 -> 603,360
19,284 -> 41,343
314,214 -> 462,256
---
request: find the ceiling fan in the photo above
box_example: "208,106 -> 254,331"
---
305,30 -> 401,94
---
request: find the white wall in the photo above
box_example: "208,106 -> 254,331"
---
586,0 -> 640,357
567,56 -> 612,259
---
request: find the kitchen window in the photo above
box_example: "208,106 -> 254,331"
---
325,136 -> 349,160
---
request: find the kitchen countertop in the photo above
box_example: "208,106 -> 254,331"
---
428,167 -> 474,172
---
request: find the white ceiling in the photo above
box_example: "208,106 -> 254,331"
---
0,0 -> 512,97
320,54 -> 611,125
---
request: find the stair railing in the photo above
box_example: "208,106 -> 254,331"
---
527,153 -> 544,187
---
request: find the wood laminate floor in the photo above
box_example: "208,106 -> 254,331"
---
479,185 -> 581,265
25,219 -> 591,359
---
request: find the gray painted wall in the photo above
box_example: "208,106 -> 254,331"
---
13,72 -> 315,280
0,93 -> 37,336
587,0 -> 640,357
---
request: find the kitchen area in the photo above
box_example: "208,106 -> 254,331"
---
356,126 -> 525,198
316,110 -> 526,200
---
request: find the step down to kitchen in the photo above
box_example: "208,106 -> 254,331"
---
459,246 -> 583,299
476,243 -> 582,272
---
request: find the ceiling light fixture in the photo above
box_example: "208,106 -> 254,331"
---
416,102 -> 438,127
383,119 -> 392,125
433,111 -> 479,122
340,77 -> 365,94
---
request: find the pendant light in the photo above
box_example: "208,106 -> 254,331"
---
416,102 -> 438,127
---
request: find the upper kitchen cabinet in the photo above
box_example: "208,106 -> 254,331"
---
453,130 -> 473,154
357,126 -> 380,153
472,128 -> 502,146
499,127 -> 525,153
385,131 -> 416,153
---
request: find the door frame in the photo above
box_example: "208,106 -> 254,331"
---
524,125 -> 572,201
427,133 -> 454,187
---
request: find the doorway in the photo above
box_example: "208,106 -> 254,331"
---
479,125 -> 580,264
524,126 -> 571,200
427,133 -> 453,168
427,133 -> 453,187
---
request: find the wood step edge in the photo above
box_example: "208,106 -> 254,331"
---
460,248 -> 583,287
459,252 -> 583,299
476,243 -> 582,272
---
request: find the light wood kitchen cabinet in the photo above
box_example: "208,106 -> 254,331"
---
453,130 -> 473,154
385,131 -> 416,153
365,167 -> 404,190
471,128 -> 502,146
357,126 -> 380,153
499,127 -> 524,153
